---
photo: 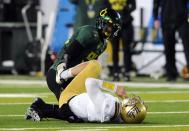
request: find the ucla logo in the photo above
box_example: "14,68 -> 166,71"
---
100,8 -> 108,16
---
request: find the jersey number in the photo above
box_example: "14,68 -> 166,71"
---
86,52 -> 98,60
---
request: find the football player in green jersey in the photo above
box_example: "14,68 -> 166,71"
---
46,8 -> 121,100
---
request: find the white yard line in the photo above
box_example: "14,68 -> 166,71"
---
0,102 -> 56,105
0,93 -> 51,98
0,99 -> 189,105
57,128 -> 108,131
148,111 -> 189,114
0,91 -> 188,97
146,100 -> 189,103
131,91 -> 189,94
0,80 -> 46,85
1,111 -> 189,117
118,82 -> 189,89
1,125 -> 189,130
0,90 -> 189,99
1,80 -> 189,89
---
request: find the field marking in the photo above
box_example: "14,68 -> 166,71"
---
0,93 -> 51,98
1,125 -> 189,130
0,115 -> 24,117
119,82 -> 189,89
57,128 -> 108,131
0,80 -> 46,85
148,111 -> 189,114
1,99 -> 189,105
0,91 -> 189,97
1,80 -> 189,89
132,91 -> 189,94
0,102 -> 56,105
1,111 -> 189,117
0,90 -> 189,99
146,100 -> 189,103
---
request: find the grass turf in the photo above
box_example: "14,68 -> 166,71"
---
0,76 -> 189,131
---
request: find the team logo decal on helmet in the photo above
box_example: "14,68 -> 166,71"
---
100,8 -> 108,17
96,8 -> 121,38
121,95 -> 147,123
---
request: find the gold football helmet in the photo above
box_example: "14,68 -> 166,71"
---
121,96 -> 147,123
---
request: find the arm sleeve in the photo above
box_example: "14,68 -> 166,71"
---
86,78 -> 117,93
85,78 -> 117,96
85,78 -> 106,109
85,78 -> 118,120
153,0 -> 160,20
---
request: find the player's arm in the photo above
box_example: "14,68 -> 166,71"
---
58,61 -> 89,81
85,78 -> 127,99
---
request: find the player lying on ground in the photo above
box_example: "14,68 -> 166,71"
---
25,60 -> 147,123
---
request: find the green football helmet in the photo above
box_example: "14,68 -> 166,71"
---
121,96 -> 147,124
96,8 -> 121,38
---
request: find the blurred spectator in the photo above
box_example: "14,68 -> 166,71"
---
153,0 -> 189,81
107,0 -> 136,81
69,0 -> 108,29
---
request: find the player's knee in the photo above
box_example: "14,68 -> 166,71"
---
88,60 -> 101,75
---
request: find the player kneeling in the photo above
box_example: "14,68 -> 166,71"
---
25,60 -> 147,123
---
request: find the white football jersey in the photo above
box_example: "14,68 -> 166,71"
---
69,92 -> 119,122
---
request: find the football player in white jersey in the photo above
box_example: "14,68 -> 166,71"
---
25,60 -> 147,123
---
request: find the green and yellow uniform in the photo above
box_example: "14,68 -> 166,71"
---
46,8 -> 121,100
51,25 -> 107,70
47,25 -> 107,100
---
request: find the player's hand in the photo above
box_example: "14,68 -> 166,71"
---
154,20 -> 160,30
116,86 -> 127,99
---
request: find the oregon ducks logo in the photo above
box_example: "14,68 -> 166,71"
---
100,8 -> 108,16
86,52 -> 98,60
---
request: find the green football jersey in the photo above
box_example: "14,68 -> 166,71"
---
51,25 -> 107,70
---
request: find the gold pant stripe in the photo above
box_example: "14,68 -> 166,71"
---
58,60 -> 101,107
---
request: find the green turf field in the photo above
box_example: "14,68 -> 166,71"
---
0,76 -> 189,131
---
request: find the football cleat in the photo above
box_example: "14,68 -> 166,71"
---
56,62 -> 66,84
25,97 -> 45,121
25,107 -> 41,122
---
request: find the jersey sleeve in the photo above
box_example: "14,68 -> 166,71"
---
75,27 -> 98,48
85,78 -> 106,112
85,78 -> 117,95
85,78 -> 118,107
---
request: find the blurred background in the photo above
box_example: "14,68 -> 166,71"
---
0,0 -> 188,81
